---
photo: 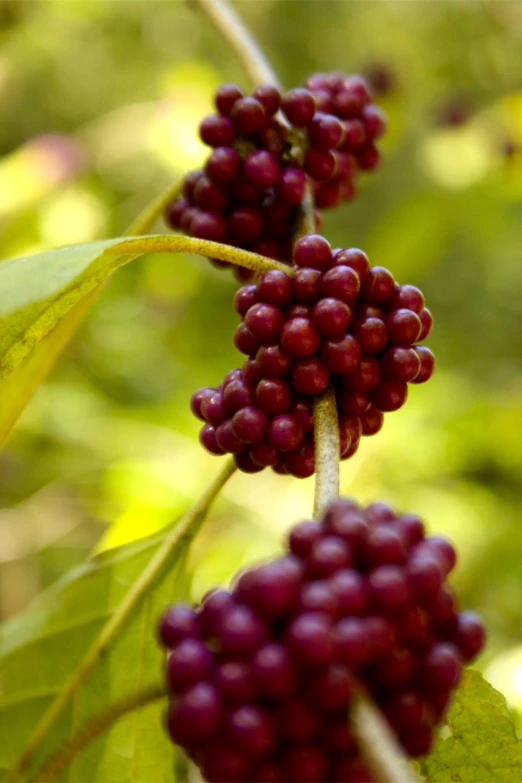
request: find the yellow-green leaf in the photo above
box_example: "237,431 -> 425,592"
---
0,234 -> 280,447
426,669 -> 522,782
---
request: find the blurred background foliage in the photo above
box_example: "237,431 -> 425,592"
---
0,0 -> 521,723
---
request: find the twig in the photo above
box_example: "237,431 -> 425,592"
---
104,234 -> 293,276
8,458 -> 236,781
192,0 -> 280,88
31,684 -> 167,783
312,384 -> 340,518
350,690 -> 421,783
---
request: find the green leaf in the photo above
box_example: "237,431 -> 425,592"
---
426,669 -> 522,782
0,526 -> 188,782
0,234 -> 277,447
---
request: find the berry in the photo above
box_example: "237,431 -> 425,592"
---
231,406 -> 268,444
244,150 -> 280,188
199,114 -> 235,147
158,604 -> 198,648
281,318 -> 321,358
231,97 -> 266,134
294,235 -> 332,271
292,357 -> 330,395
215,83 -> 244,116
281,88 -> 316,126
256,378 -> 292,415
268,414 -> 303,452
166,639 -> 213,693
286,612 -> 335,667
252,84 -> 281,116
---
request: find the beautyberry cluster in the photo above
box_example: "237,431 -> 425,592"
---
164,73 -> 385,278
191,236 -> 434,477
158,498 -> 485,783
300,72 -> 386,208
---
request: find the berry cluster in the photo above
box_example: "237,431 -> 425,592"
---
301,72 -> 386,209
165,73 -> 385,278
191,236 -> 434,477
158,498 -> 486,783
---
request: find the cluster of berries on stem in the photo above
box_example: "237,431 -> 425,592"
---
165,73 -> 386,279
191,235 -> 434,477
158,498 -> 485,783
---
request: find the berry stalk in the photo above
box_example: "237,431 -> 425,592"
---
193,0 -> 281,88
313,384 -> 340,518
188,1 -> 423,776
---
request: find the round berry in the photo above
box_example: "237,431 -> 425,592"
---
320,334 -> 361,375
321,265 -> 360,305
215,604 -> 267,656
252,84 -> 281,115
281,88 -> 316,126
453,612 -> 486,661
371,380 -> 408,412
411,346 -> 435,384
268,414 -> 303,452
281,317 -> 321,358
256,378 -> 292,415
158,604 -> 198,648
167,682 -> 221,746
385,309 -> 422,345
215,83 -> 244,116
200,114 -> 235,147
231,97 -> 266,134
245,303 -> 285,343
200,423 -> 226,455
166,638 -> 212,693
256,344 -> 292,377
226,705 -> 275,758
286,612 -> 335,667
419,308 -> 433,340
360,266 -> 395,303
292,357 -> 330,395
252,642 -> 295,697
257,270 -> 293,307
231,406 -> 268,444
388,284 -> 425,314
352,317 -> 388,354
293,268 -> 323,303
308,112 -> 345,151
278,168 -> 307,204
294,235 -> 332,271
244,150 -> 280,189
380,346 -> 421,382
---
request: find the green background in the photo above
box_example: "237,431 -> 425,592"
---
0,0 -> 521,722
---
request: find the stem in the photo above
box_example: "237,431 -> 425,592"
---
32,684 -> 167,783
105,234 -> 293,276
8,458 -> 236,782
192,0 -> 281,88
350,690 -> 421,783
125,181 -> 183,237
313,384 -> 340,518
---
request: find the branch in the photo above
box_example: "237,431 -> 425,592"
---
192,0 -> 281,88
350,690 -> 421,783
31,683 -> 167,783
8,458 -> 236,782
313,384 -> 340,517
